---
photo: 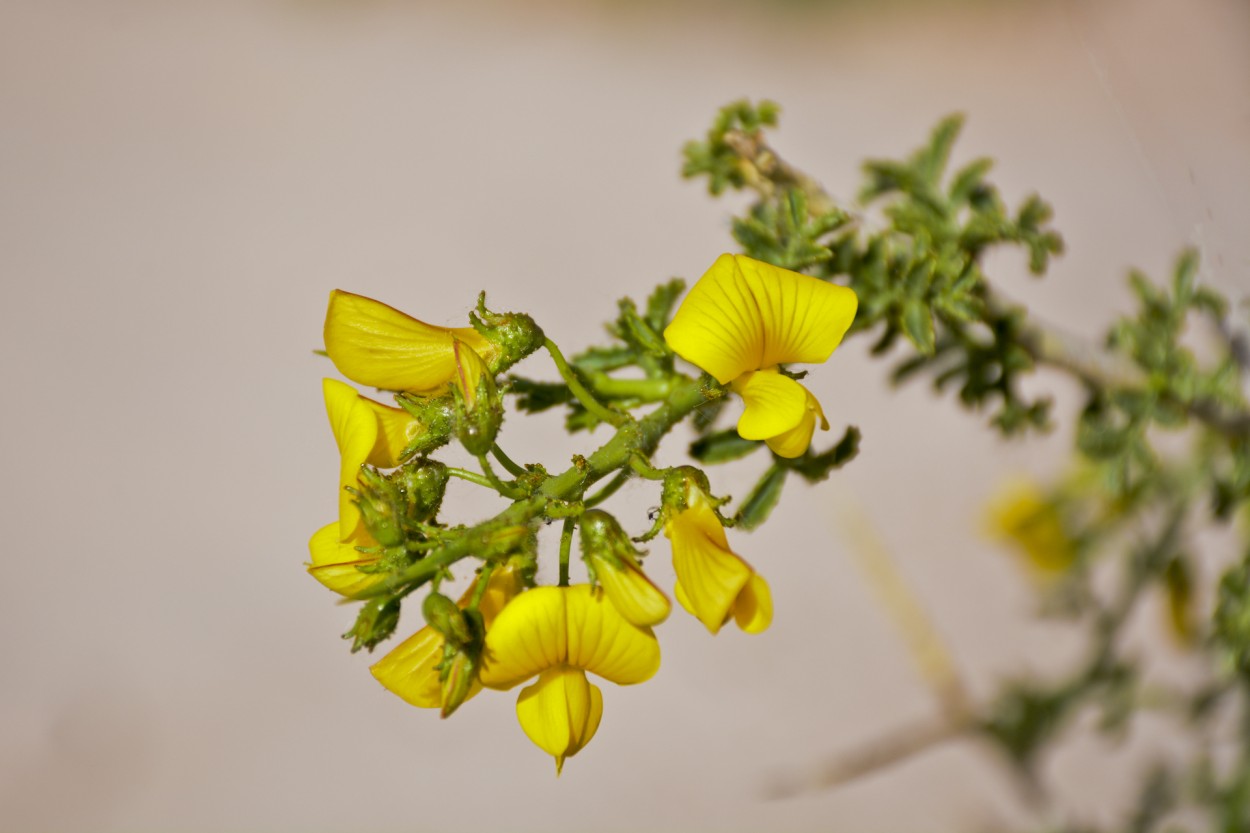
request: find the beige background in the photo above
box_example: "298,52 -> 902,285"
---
1,0 -> 1247,829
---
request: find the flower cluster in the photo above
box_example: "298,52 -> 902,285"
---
307,254 -> 856,771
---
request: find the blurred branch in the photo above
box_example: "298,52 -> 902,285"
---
765,716 -> 970,799
836,498 -> 972,723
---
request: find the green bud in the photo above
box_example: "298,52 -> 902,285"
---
394,460 -> 449,523
354,468 -> 404,548
395,394 -> 456,456
438,647 -> 480,719
579,510 -> 671,627
472,293 -> 545,374
342,598 -> 400,653
578,509 -> 642,571
661,466 -> 713,517
453,366 -> 503,457
422,592 -> 474,647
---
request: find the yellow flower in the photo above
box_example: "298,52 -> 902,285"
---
579,509 -> 671,628
306,378 -> 421,596
370,565 -> 524,714
985,480 -> 1078,576
664,486 -> 772,635
478,585 -> 661,773
324,289 -> 499,394
663,254 -> 857,458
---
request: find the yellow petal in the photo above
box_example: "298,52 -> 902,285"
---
323,379 -> 378,541
479,586 -> 660,689
369,625 -> 447,708
664,254 -> 858,383
360,396 -> 421,469
479,563 -> 525,628
591,555 -> 671,628
732,369 -> 808,442
307,521 -> 384,597
763,386 -> 827,458
478,586 -> 568,689
564,585 -> 661,684
324,289 -> 496,393
732,573 -> 773,633
451,338 -> 489,410
664,502 -> 753,634
515,667 -> 603,775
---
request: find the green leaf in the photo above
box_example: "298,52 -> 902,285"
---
902,300 -> 937,355
644,279 -> 686,333
735,465 -> 787,530
507,376 -> 572,413
689,429 -> 762,464
788,426 -> 861,482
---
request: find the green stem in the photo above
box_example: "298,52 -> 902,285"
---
544,337 -> 628,427
468,564 -> 495,610
477,455 -> 526,500
358,374 -> 722,600
491,443 -> 527,477
629,454 -> 668,481
446,467 -> 499,491
586,373 -> 674,402
559,518 -> 574,587
585,469 -> 631,508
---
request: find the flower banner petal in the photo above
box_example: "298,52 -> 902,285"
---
564,585 -> 661,685
663,254 -> 767,384
732,255 -> 859,369
480,586 -> 661,689
324,289 -> 493,393
479,587 -> 569,690
663,255 -> 858,383
732,369 -> 808,441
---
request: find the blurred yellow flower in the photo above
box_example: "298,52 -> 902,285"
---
324,289 -> 498,394
370,564 -> 524,715
306,378 -> 421,596
664,485 -> 772,634
986,480 -> 1078,575
663,254 -> 857,457
479,585 -> 661,773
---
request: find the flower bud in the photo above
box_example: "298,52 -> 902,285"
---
438,647 -> 481,718
422,591 -> 475,647
394,394 -> 456,455
580,510 -> 670,627
394,460 -> 449,523
472,293 -> 545,374
451,339 -> 503,456
354,467 -> 405,548
343,597 -> 400,653
661,466 -> 715,521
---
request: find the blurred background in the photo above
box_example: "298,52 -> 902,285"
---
1,0 -> 1246,829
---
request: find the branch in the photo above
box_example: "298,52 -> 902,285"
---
725,131 -> 1250,440
763,716 -> 970,799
